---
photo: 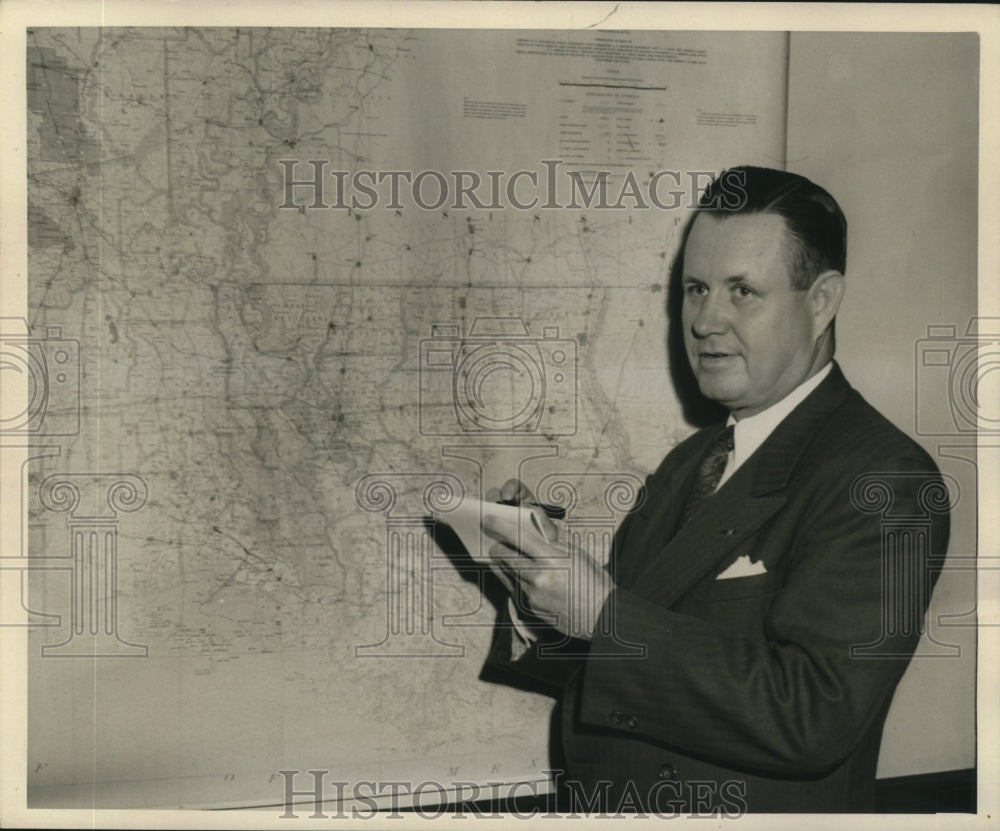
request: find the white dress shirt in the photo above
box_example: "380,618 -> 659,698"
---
717,361 -> 832,490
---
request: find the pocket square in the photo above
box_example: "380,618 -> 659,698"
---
716,555 -> 767,580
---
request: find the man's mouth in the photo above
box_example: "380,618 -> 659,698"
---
696,351 -> 738,367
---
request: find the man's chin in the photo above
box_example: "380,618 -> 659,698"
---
693,374 -> 745,408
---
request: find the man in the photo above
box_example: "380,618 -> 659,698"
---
480,166 -> 949,813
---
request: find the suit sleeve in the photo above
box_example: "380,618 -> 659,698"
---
578,453 -> 950,776
483,600 -> 585,692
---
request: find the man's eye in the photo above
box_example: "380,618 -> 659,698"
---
733,285 -> 754,298
684,283 -> 707,296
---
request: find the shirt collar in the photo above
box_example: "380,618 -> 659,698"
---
727,362 -> 833,472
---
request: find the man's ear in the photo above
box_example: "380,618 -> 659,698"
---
807,270 -> 845,336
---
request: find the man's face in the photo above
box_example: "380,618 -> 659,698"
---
681,212 -> 821,419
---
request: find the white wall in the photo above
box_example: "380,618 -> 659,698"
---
787,32 -> 979,777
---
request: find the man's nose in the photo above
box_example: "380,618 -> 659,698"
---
689,290 -> 729,338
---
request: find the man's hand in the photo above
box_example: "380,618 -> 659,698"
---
483,479 -> 615,641
485,478 -> 560,539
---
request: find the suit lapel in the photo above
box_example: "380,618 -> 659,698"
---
613,430 -> 713,588
630,461 -> 785,607
626,363 -> 853,607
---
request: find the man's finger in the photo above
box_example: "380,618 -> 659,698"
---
499,478 -> 534,503
484,547 -> 517,594
499,479 -> 520,501
488,542 -> 530,591
490,481 -> 556,541
531,510 -> 559,543
482,513 -> 553,561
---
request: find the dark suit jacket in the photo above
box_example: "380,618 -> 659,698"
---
487,363 -> 949,813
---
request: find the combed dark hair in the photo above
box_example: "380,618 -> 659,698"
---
697,166 -> 847,290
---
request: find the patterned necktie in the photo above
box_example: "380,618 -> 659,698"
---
680,425 -> 735,525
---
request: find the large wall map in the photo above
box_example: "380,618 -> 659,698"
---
21,27 -> 787,807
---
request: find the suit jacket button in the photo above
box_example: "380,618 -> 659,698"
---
609,711 -> 624,726
658,763 -> 677,781
625,714 -> 638,729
